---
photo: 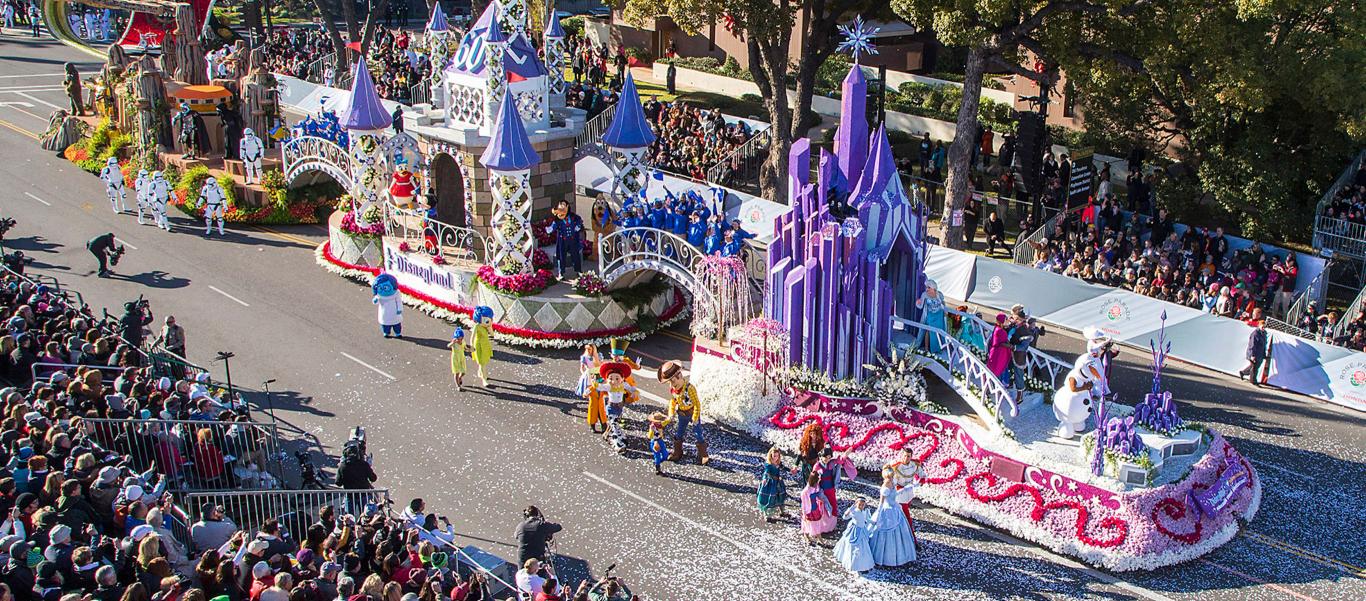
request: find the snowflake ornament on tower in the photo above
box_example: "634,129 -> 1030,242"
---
836,16 -> 880,64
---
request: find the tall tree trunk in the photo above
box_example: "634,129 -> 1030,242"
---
940,45 -> 987,249
747,31 -> 792,202
313,1 -> 349,71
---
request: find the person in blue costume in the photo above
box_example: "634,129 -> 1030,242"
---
546,200 -> 584,278
372,273 -> 403,338
704,224 -> 725,255
755,447 -> 790,521
916,278 -> 948,354
686,213 -> 707,248
720,229 -> 743,257
669,205 -> 689,236
729,219 -> 755,242
869,472 -> 917,567
648,199 -> 667,230
833,497 -> 876,573
647,412 -> 669,475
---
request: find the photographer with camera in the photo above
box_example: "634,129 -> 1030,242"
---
86,232 -> 124,277
118,297 -> 153,350
515,505 -> 562,567
336,428 -> 376,490
1,249 -> 33,276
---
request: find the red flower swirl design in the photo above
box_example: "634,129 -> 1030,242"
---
1150,497 -> 1203,544
768,406 -> 939,461
920,458 -> 964,485
1033,499 -> 1129,548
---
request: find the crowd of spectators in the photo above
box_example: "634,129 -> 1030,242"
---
261,28 -> 334,81
1316,162 -> 1366,227
0,266 -> 637,601
1026,199 -> 1299,327
642,99 -> 760,182
366,28 -> 433,104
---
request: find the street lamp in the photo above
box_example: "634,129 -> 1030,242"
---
261,379 -> 279,426
214,351 -> 236,413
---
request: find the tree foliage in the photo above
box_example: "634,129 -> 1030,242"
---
1059,0 -> 1366,240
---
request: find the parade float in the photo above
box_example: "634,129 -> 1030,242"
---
688,55 -> 1261,572
312,2 -> 689,346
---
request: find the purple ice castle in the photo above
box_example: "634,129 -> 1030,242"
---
764,63 -> 929,382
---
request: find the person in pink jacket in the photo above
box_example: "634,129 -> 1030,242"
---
986,312 -> 1013,380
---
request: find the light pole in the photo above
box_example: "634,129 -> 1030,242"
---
214,351 -> 236,413
261,378 -> 279,426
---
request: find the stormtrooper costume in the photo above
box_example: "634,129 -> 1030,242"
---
240,128 -> 264,185
1052,326 -> 1112,439
99,157 -> 126,213
198,177 -> 227,235
147,171 -> 172,231
134,169 -> 150,224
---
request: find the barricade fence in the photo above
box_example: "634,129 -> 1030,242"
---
406,518 -> 518,598
80,418 -> 284,492
183,489 -> 391,551
31,362 -> 123,383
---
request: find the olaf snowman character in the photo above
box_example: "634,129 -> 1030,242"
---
198,177 -> 227,236
1053,326 -> 1114,440
99,157 -> 126,213
240,128 -> 265,185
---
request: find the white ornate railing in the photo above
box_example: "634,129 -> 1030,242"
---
946,306 -> 1072,389
598,226 -> 703,287
384,202 -> 489,267
281,136 -> 354,190
892,317 -> 1015,432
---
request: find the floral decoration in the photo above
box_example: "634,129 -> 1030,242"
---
572,272 -> 608,297
475,265 -> 556,296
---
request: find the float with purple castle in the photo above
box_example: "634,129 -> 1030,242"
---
684,33 -> 1261,571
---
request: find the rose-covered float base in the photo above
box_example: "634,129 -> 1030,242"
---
692,349 -> 1261,572
317,239 -> 689,348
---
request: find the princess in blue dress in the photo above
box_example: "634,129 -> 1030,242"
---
917,278 -> 947,354
869,473 -> 917,567
575,343 -> 600,397
833,497 -> 875,573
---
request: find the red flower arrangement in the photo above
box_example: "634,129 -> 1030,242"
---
475,265 -> 555,296
340,210 -> 385,237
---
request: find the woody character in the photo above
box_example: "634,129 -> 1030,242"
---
658,360 -> 709,465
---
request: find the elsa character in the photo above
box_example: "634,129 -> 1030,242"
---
916,278 -> 947,354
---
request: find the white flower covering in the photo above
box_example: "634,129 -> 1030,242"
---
694,351 -> 784,434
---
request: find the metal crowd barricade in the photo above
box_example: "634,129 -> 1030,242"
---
407,520 -> 517,598
30,362 -> 124,384
183,489 -> 391,551
574,103 -> 618,154
1311,149 -> 1365,257
143,343 -> 209,382
80,418 -> 284,492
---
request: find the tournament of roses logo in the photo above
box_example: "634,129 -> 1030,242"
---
1338,362 -> 1366,387
987,275 -> 1004,294
1101,299 -> 1131,322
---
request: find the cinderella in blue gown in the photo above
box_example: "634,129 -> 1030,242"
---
833,503 -> 876,573
869,483 -> 917,567
918,279 -> 947,354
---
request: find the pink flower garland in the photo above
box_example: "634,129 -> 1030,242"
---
475,265 -> 555,296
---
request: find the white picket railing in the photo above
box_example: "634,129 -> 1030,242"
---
598,226 -> 703,286
574,103 -> 618,159
946,306 -> 1073,388
705,128 -> 771,190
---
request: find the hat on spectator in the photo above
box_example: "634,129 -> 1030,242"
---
105,393 -> 127,413
248,539 -> 270,556
320,562 -> 342,576
49,372 -> 70,385
196,372 -> 211,383
17,446 -> 34,460
200,503 -> 217,518
0,535 -> 20,555
252,560 -> 273,579
157,377 -> 172,391
130,524 -> 155,541
296,549 -> 315,566
124,484 -> 144,502
37,561 -> 58,580
15,492 -> 37,511
49,524 -> 71,545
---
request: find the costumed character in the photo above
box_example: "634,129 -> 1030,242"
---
916,279 -> 947,354
172,103 -> 200,158
62,63 -> 84,116
647,412 -> 669,475
546,200 -> 584,278
869,472 -> 917,567
756,446 -> 789,521
471,305 -> 495,387
447,327 -> 467,390
800,472 -> 837,542
99,157 -> 126,213
597,360 -> 638,430
986,313 -> 1013,380
1052,326 -> 1113,439
372,273 -> 403,338
134,169 -> 150,224
148,171 -> 171,231
239,128 -> 264,184
816,448 -> 857,514
658,360 -> 708,465
578,344 -> 608,432
388,158 -> 419,208
881,448 -> 921,537
198,177 -> 227,236
218,102 -> 242,160
833,498 -> 876,573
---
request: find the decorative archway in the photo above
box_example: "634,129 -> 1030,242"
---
431,153 -> 468,228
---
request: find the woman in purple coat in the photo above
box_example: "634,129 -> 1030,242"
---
986,312 -> 1013,381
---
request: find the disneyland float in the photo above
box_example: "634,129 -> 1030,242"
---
684,57 -> 1261,572
51,0 -> 1259,572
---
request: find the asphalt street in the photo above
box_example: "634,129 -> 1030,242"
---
1,30 -> 1363,601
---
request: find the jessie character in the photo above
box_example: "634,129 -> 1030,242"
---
597,360 -> 638,431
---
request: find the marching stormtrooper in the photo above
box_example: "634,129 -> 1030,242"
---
134,168 -> 150,224
240,128 -> 264,185
147,171 -> 172,231
198,177 -> 227,236
99,157 -> 126,213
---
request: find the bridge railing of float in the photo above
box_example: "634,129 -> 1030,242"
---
891,316 -> 1014,432
598,226 -> 704,283
383,202 -> 490,267
573,103 -> 618,159
946,306 -> 1073,390
281,136 -> 355,190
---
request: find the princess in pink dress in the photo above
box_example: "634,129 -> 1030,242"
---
986,312 -> 1013,379
800,472 -> 837,544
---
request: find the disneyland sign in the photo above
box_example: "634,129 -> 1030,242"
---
381,241 -> 473,306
